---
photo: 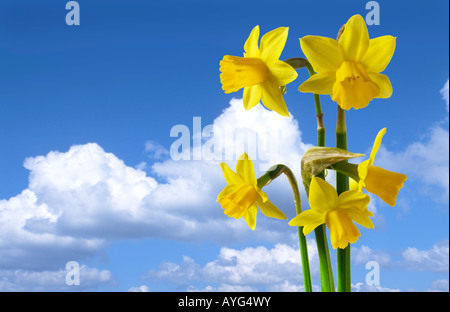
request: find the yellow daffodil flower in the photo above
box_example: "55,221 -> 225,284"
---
289,177 -> 373,249
358,128 -> 407,206
299,14 -> 396,110
220,26 -> 298,117
217,153 -> 287,230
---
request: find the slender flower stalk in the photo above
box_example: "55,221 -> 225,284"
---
334,20 -> 352,292
303,60 -> 335,292
258,165 -> 312,292
336,105 -> 351,292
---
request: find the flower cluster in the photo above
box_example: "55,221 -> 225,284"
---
217,14 -> 407,292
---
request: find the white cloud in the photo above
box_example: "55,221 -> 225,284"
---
128,285 -> 151,292
428,279 -> 449,292
145,140 -> 169,160
441,79 -> 449,112
351,282 -> 400,292
352,245 -> 392,267
0,99 -> 310,289
401,240 -> 449,272
209,98 -> 311,174
145,241 -> 320,291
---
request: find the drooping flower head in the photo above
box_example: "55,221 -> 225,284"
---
217,153 -> 287,230
357,128 -> 407,206
289,177 -> 373,249
299,14 -> 396,110
220,26 -> 298,117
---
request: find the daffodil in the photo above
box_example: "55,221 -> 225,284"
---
357,128 -> 407,206
220,26 -> 298,117
289,177 -> 373,249
217,153 -> 287,230
299,14 -> 396,110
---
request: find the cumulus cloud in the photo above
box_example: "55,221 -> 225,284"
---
144,242 -> 319,292
351,282 -> 400,292
0,99 -> 310,289
352,245 -> 392,267
401,240 -> 449,273
208,98 -> 311,174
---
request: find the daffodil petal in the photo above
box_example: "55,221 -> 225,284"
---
217,185 -> 236,202
289,209 -> 325,235
220,162 -> 244,185
369,73 -> 393,98
266,60 -> 298,86
244,25 -> 260,57
359,128 -> 387,184
260,27 -> 289,62
346,207 -> 374,229
300,36 -> 344,72
243,84 -> 261,111
256,187 -> 269,203
309,177 -> 338,213
260,77 -> 290,117
361,36 -> 396,73
236,153 -> 257,185
349,178 -> 360,191
336,190 -> 370,211
369,128 -> 386,161
339,14 -> 369,61
243,204 -> 258,230
257,198 -> 287,220
299,72 -> 336,95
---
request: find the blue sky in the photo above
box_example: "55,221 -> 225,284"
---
0,0 -> 448,291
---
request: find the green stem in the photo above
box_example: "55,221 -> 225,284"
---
257,165 -> 312,292
336,105 -> 351,292
305,61 -> 335,292
331,161 -> 360,183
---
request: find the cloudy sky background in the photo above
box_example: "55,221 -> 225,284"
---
0,0 -> 448,291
